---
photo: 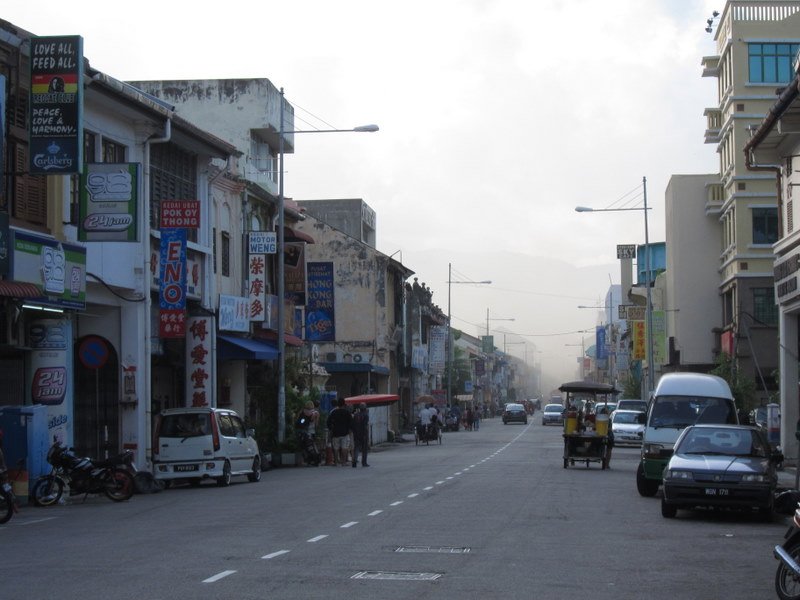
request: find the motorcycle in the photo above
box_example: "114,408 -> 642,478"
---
775,502 -> 800,599
32,442 -> 135,506
0,453 -> 19,524
296,430 -> 321,466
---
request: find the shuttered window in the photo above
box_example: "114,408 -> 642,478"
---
150,143 -> 198,242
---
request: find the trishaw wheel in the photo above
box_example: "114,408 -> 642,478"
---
563,458 -> 568,469
415,432 -> 419,446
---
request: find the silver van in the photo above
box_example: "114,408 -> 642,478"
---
152,408 -> 261,486
636,372 -> 737,497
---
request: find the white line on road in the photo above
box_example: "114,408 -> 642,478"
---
203,570 -> 236,583
368,510 -> 383,516
307,535 -> 329,543
435,481 -> 445,485
445,476 -> 453,480
408,493 -> 419,498
261,550 -> 290,559
18,517 -> 57,526
454,472 -> 462,475
390,501 -> 403,506
341,521 -> 358,528
423,486 -> 433,491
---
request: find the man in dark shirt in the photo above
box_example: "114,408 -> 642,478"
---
352,402 -> 370,468
327,398 -> 353,466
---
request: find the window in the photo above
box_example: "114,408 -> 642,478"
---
749,43 -> 800,84
221,231 -> 230,277
102,138 -> 126,163
752,207 -> 778,244
150,143 -> 198,242
753,287 -> 778,326
69,132 -> 98,225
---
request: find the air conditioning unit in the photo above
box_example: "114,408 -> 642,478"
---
351,353 -> 370,364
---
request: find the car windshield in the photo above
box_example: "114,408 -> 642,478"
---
619,400 -> 647,412
544,405 -> 562,413
160,413 -> 211,437
613,412 -> 643,424
649,396 -> 736,429
506,404 -> 523,411
677,427 -> 768,458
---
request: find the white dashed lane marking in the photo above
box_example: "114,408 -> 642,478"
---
262,550 -> 290,560
341,521 -> 358,528
307,535 -> 328,543
368,510 -> 383,516
203,570 -> 236,583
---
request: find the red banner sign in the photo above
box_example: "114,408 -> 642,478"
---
160,200 -> 200,229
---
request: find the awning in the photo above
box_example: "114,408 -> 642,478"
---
284,226 -> 315,244
320,362 -> 390,376
344,394 -> 399,406
255,329 -> 304,347
218,335 -> 279,360
0,281 -> 42,298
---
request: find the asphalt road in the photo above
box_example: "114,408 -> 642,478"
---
0,417 -> 788,599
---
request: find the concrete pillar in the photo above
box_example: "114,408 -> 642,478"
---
779,310 -> 799,465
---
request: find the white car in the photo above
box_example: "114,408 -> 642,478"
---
152,407 -> 261,486
611,409 -> 645,446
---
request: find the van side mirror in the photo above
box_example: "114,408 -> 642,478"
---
246,428 -> 255,438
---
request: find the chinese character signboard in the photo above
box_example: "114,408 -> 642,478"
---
29,36 -> 83,174
306,262 -> 335,342
428,326 -> 446,374
652,310 -> 666,366
596,326 -> 607,360
159,228 -> 186,338
631,320 -> 646,361
248,254 -> 267,322
219,295 -> 250,332
79,163 -> 139,241
185,316 -> 213,407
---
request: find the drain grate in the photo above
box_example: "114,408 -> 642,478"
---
352,571 -> 443,581
395,546 -> 471,554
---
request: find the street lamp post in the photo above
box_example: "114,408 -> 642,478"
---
446,263 -> 490,406
486,309 -> 515,337
575,176 -> 654,394
277,88 -> 378,442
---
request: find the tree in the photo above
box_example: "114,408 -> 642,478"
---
710,352 -> 756,412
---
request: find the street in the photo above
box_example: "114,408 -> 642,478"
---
0,417 -> 787,600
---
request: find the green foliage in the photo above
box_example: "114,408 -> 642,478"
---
710,353 -> 756,411
621,373 -> 641,399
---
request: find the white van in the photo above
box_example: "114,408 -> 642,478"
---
152,408 -> 261,486
636,372 -> 737,497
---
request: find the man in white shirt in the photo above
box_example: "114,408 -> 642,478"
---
418,404 -> 432,425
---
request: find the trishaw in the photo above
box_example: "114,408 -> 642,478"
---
414,421 -> 442,445
558,381 -> 618,469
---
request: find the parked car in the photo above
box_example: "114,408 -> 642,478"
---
617,398 -> 648,413
611,409 -> 645,446
541,403 -> 564,426
661,424 -> 782,519
152,407 -> 262,487
749,405 -> 768,430
503,403 -> 528,425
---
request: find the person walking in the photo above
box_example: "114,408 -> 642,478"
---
473,407 -> 481,431
327,398 -> 353,466
352,402 -> 370,467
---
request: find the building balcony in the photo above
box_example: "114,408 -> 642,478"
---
704,107 -> 722,143
705,182 -> 724,214
701,55 -> 720,78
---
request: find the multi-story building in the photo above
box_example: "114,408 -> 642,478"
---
700,1 -> 798,399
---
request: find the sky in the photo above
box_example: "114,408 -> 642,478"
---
3,0 -> 722,393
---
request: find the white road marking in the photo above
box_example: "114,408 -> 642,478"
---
435,481 -> 445,485
454,472 -> 462,475
203,570 -> 236,583
368,510 -> 383,516
423,486 -> 433,491
408,493 -> 419,498
390,501 -> 403,506
341,521 -> 358,528
262,550 -> 290,559
308,535 -> 328,543
445,476 -> 453,480
18,517 -> 57,526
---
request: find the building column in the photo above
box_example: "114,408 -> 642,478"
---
779,309 -> 799,464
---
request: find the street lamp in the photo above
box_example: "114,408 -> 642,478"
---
486,309 -> 515,337
277,88 -> 378,442
446,263 -> 490,406
575,176 -> 653,393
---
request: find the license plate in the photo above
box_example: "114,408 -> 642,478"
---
174,464 -> 198,472
704,487 -> 729,496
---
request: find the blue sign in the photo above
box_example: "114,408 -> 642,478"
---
596,326 -> 607,360
306,262 -> 335,342
159,228 -> 186,310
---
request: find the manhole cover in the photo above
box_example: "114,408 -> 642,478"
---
352,571 -> 443,581
395,546 -> 471,554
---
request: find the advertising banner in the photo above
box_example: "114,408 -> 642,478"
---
219,295 -> 250,332
29,36 -> 83,174
159,200 -> 200,229
247,254 -> 266,322
306,262 -> 335,342
28,318 -> 72,446
159,228 -> 186,338
631,321 -> 645,361
185,316 -> 213,407
248,231 -> 276,254
429,326 -> 446,374
79,163 -> 139,241
284,242 -> 306,306
12,230 -> 86,309
652,310 -> 667,366
596,326 -> 607,360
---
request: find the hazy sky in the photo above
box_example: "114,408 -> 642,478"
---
4,0 -> 722,392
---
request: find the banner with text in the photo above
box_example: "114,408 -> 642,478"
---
306,262 -> 335,342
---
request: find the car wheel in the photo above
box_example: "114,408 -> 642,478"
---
216,461 -> 232,487
247,456 -> 261,482
661,497 -> 677,518
636,462 -> 659,497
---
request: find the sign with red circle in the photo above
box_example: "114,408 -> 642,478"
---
78,336 -> 110,370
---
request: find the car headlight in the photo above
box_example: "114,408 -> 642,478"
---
643,443 -> 664,458
741,473 -> 767,483
666,469 -> 693,480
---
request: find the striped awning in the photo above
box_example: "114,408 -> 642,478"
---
0,281 -> 42,299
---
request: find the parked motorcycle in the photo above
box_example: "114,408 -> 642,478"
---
0,453 -> 18,524
32,443 -> 135,506
296,430 -> 321,466
775,502 -> 800,599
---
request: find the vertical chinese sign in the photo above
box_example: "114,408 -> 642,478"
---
305,262 -> 335,342
29,36 -> 83,174
247,231 -> 275,323
631,321 -> 646,361
185,316 -> 212,407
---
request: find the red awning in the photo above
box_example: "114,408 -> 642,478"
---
255,329 -> 304,347
284,226 -> 315,244
344,394 -> 400,406
0,281 -> 42,298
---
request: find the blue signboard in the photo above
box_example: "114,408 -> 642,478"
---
159,228 -> 186,310
596,326 -> 607,360
306,262 -> 335,342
